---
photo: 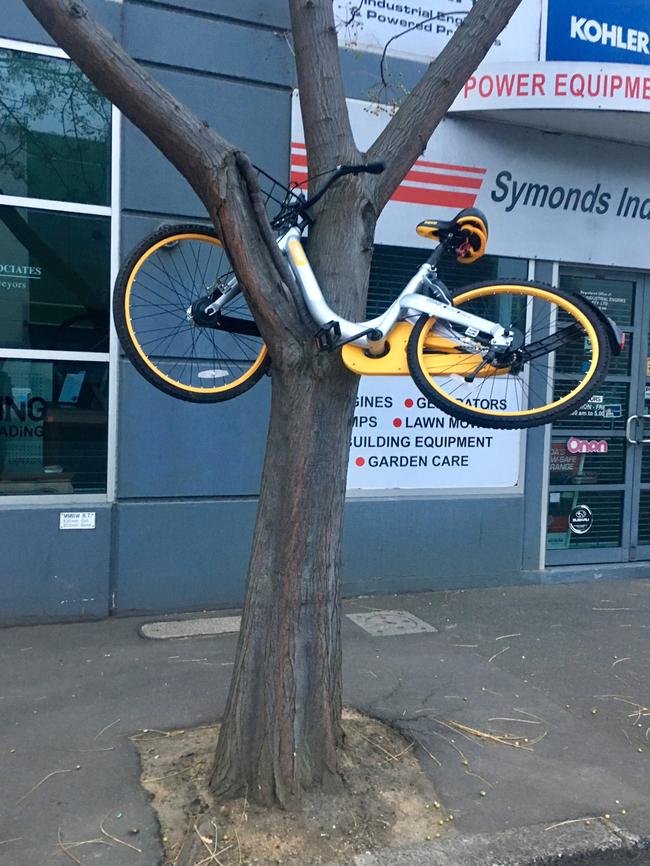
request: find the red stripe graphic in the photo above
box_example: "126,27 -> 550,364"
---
404,168 -> 482,190
415,158 -> 486,175
391,186 -> 477,209
289,143 -> 485,208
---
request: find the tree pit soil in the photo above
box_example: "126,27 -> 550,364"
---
134,708 -> 454,865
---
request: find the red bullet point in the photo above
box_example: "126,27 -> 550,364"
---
393,418 -> 402,428
355,457 -> 365,467
404,398 -> 414,408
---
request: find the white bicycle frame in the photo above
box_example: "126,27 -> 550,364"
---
207,225 -> 513,356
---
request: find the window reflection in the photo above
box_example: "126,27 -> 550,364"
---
0,49 -> 111,205
0,205 -> 110,352
0,359 -> 108,494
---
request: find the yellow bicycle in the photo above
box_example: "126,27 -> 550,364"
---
114,163 -> 622,429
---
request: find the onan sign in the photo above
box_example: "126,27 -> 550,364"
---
546,0 -> 650,66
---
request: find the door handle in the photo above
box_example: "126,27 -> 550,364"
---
626,415 -> 640,444
626,415 -> 650,444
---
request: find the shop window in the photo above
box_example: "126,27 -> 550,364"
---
0,358 -> 108,494
0,48 -> 111,205
0,206 -> 110,352
0,43 -> 112,498
547,491 -> 623,550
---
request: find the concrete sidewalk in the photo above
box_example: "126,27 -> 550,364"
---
1,578 -> 650,865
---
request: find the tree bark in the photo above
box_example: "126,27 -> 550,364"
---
210,354 -> 357,806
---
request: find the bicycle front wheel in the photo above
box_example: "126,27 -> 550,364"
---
113,224 -> 269,403
406,281 -> 611,429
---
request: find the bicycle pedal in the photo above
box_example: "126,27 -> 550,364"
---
315,320 -> 342,352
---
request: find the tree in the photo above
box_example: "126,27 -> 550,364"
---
22,0 -> 524,808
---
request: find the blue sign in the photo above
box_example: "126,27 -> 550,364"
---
546,0 -> 650,66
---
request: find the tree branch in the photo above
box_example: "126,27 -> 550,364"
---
289,0 -> 359,183
368,0 -> 524,210
21,0 -> 233,206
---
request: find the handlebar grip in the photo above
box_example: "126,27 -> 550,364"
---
339,162 -> 386,176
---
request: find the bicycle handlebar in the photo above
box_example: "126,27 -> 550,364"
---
302,161 -> 386,211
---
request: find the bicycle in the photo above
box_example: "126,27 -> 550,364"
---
113,162 -> 623,429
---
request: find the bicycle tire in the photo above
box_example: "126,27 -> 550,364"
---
113,224 -> 269,403
406,280 -> 611,429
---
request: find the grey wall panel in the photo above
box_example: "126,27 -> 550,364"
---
116,361 -> 269,498
121,68 -> 291,215
113,499 -> 257,612
0,505 -> 111,622
125,0 -> 290,30
124,4 -> 294,86
342,496 -> 527,595
2,0 -> 120,46
340,48 -> 426,106
113,495 -> 527,616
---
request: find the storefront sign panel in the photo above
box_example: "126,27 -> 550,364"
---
347,376 -> 520,490
451,61 -> 650,112
292,94 -> 650,270
334,0 -> 542,63
546,0 -> 650,66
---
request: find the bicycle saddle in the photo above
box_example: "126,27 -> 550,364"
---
416,208 -> 489,263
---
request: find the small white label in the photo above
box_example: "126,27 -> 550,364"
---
59,511 -> 96,530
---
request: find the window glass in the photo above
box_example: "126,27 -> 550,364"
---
0,48 -> 111,205
552,382 -> 629,432
561,274 -> 635,327
549,435 -> 625,486
547,491 -> 623,550
0,205 -> 110,352
0,358 -> 108,494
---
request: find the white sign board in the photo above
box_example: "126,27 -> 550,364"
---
291,94 -> 650,270
347,377 -> 521,490
334,0 -> 542,63
59,511 -> 96,530
451,61 -> 650,112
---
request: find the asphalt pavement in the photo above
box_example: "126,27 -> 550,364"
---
2,578 -> 650,865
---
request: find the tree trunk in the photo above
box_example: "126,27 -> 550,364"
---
210,353 -> 358,807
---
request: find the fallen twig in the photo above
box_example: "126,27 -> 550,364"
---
410,732 -> 442,767
487,717 -> 542,725
545,816 -> 600,831
93,718 -> 120,740
17,769 -> 72,804
100,818 -> 142,853
442,719 -> 534,751
57,828 -> 83,866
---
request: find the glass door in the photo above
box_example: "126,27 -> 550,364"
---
546,268 -> 646,565
628,291 -> 650,560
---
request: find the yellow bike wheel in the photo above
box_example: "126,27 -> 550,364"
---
406,281 -> 611,429
113,225 -> 268,403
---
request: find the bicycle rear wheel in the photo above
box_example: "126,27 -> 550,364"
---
113,225 -> 268,403
406,281 -> 611,429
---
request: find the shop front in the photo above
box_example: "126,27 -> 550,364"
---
547,268 -> 650,564
294,88 -> 650,576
